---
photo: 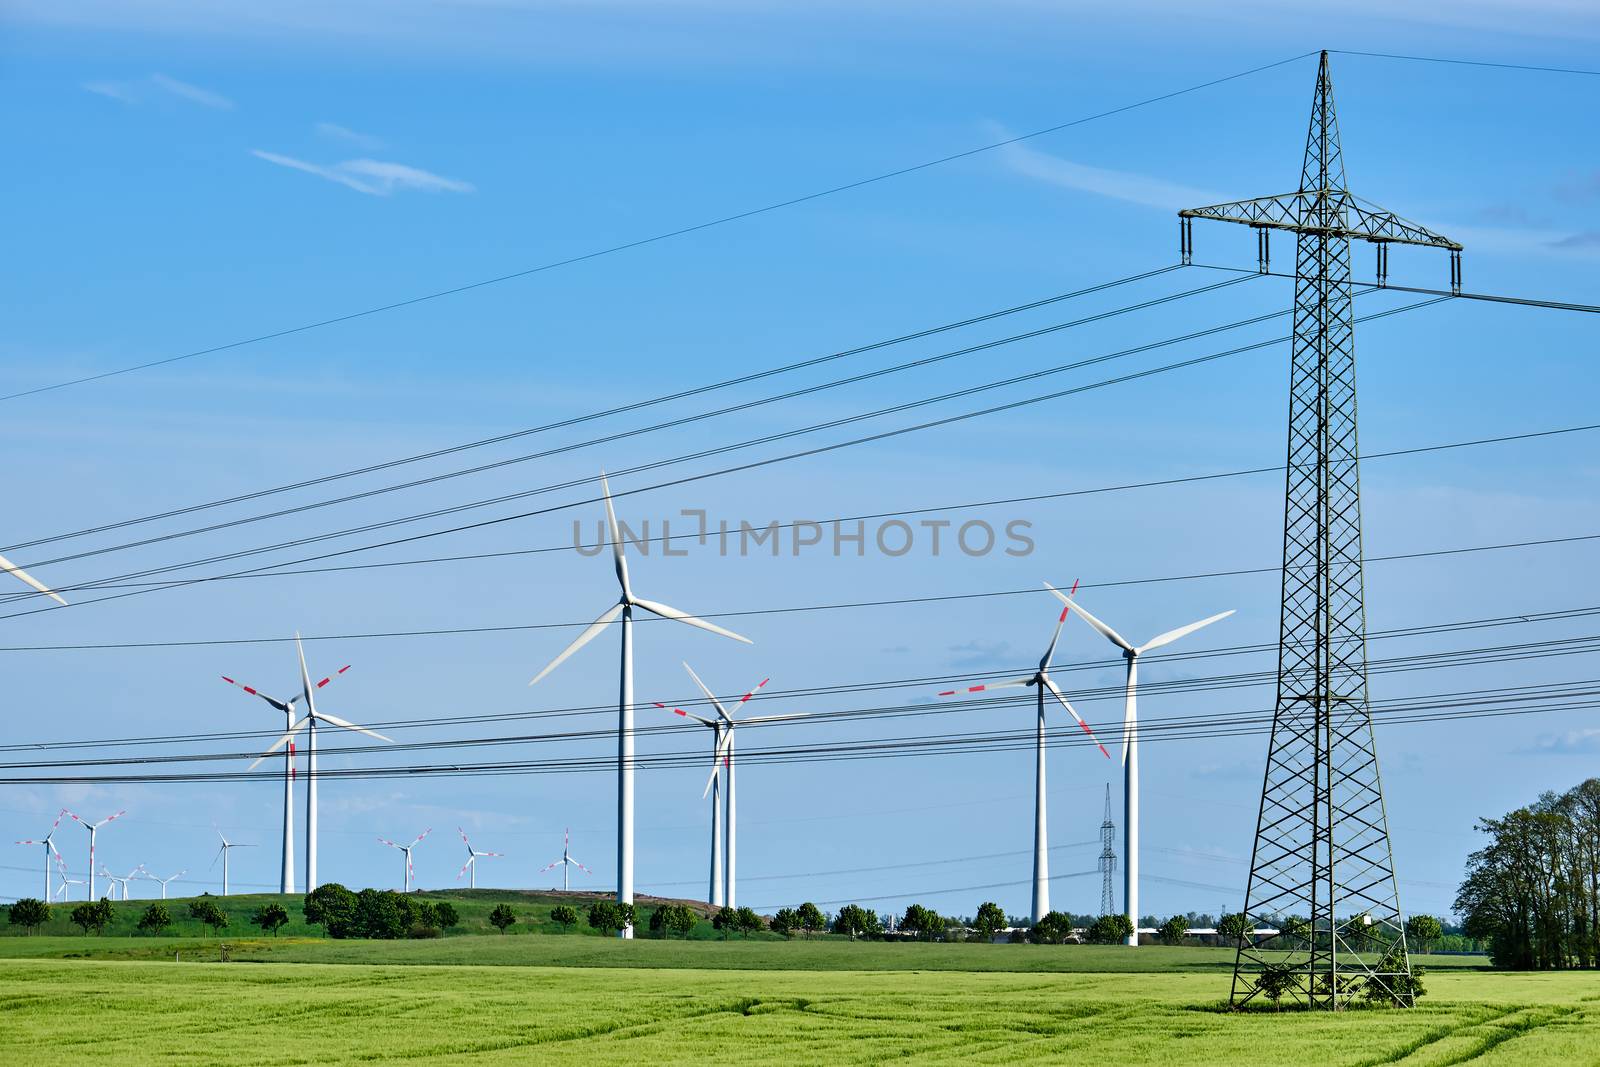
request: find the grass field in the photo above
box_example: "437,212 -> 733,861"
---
1,955 -> 1595,1065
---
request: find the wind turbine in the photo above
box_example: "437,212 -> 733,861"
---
935,580 -> 1112,924
212,829 -> 257,896
378,828 -> 432,893
0,551 -> 66,606
145,869 -> 187,900
101,864 -> 144,902
1051,585 -> 1234,946
652,692 -> 726,907
247,635 -> 393,890
223,653 -> 320,894
455,828 -> 502,890
539,828 -> 592,893
15,809 -> 68,900
54,854 -> 85,902
528,472 -> 751,937
63,809 -> 125,900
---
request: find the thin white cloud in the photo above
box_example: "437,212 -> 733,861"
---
315,121 -> 386,150
82,80 -> 136,103
149,73 -> 234,109
251,149 -> 475,196
998,137 -> 1218,212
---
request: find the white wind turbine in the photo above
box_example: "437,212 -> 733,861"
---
15,809 -> 68,901
101,864 -> 144,902
212,829 -> 257,896
378,828 -> 432,893
935,581 -> 1112,924
455,828 -> 502,890
54,854 -> 85,902
145,869 -> 187,900
0,550 -> 67,606
528,472 -> 751,937
652,690 -> 726,907
1051,585 -> 1233,946
223,653 -> 318,894
540,828 -> 592,892
63,809 -> 125,900
247,635 -> 393,890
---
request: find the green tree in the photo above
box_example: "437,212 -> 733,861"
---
1278,915 -> 1312,945
304,882 -> 358,938
1031,911 -> 1074,945
834,904 -> 875,941
136,903 -> 171,936
735,907 -> 763,938
1157,915 -> 1189,946
189,899 -> 228,936
489,903 -> 518,934
8,898 -> 50,935
251,903 -> 290,936
901,904 -> 944,942
1217,912 -> 1251,946
414,901 -> 441,931
550,904 -> 579,931
770,907 -> 797,938
588,900 -> 632,936
712,906 -> 736,940
71,899 -> 114,935
1087,914 -> 1134,945
354,889 -> 408,939
1362,948 -> 1426,1006
647,903 -> 697,939
1255,961 -> 1299,1010
433,901 -> 460,931
795,902 -> 825,939
1405,914 -> 1443,954
973,901 -> 1006,942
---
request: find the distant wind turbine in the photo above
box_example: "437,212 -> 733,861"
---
455,828 -> 502,890
539,828 -> 591,893
15,809 -> 68,900
53,854 -> 85,902
101,864 -> 144,902
528,472 -> 751,937
63,809 -> 125,900
145,869 -> 187,900
0,551 -> 66,606
1051,585 -> 1233,946
212,829 -> 257,896
936,580 -> 1111,923
378,828 -> 432,893
247,635 -> 393,890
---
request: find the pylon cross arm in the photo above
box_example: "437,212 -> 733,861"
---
1180,191 -> 1460,251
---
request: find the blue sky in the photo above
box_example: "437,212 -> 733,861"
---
1,3 -> 1597,920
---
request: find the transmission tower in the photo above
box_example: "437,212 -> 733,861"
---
1179,52 -> 1460,1010
1098,784 -> 1118,917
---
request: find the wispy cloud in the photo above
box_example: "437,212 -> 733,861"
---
945,639 -> 1014,672
1530,728 -> 1600,754
81,73 -> 234,109
315,121 -> 386,151
998,135 -> 1218,212
1550,230 -> 1600,250
252,150 -> 476,196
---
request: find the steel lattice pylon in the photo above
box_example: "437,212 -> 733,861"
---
1179,52 -> 1461,1010
1098,783 -> 1117,918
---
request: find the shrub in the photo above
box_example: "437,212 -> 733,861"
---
587,901 -> 632,936
735,907 -> 763,938
795,902 -> 824,938
770,907 -> 797,938
973,902 -> 1006,942
434,902 -> 459,931
1157,915 -> 1189,946
1217,912 -> 1252,946
72,899 -> 115,935
550,904 -> 579,931
1086,914 -> 1134,945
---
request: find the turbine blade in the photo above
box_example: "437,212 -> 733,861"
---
456,857 -> 474,880
736,678 -> 771,707
410,828 -> 432,848
1042,674 -> 1111,760
1137,609 -> 1236,654
539,861 -> 561,873
0,550 -> 67,606
1046,584 -> 1132,651
681,662 -> 732,722
314,665 -> 353,690
295,632 -> 316,705
1042,578 -> 1080,669
935,677 -> 1032,697
246,716 -> 309,771
634,598 -> 752,646
655,701 -> 715,727
599,470 -> 632,598
314,710 -> 395,744
220,676 -> 292,712
529,602 -> 624,685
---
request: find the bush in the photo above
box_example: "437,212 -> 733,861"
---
712,907 -> 736,940
1362,948 -> 1426,1006
647,904 -> 697,939
770,907 -> 797,938
489,903 -> 518,933
409,925 -> 441,939
304,883 -> 358,938
834,904 -> 879,941
136,903 -> 171,936
735,907 -> 764,938
1086,914 -> 1134,945
549,904 -> 579,931
251,903 -> 290,936
72,899 -> 115,935
1031,912 -> 1074,945
901,904 -> 943,942
8,898 -> 50,935
188,899 -> 228,935
587,900 -> 632,936
1157,915 -> 1189,946
1255,961 -> 1299,1010
1217,912 -> 1252,946
354,889 -> 409,939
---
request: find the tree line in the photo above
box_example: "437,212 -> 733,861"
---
1455,776 -> 1600,969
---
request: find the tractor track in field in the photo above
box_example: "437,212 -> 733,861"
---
1354,1004 -> 1581,1066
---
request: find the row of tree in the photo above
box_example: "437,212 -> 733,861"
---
303,885 -> 461,939
1456,777 -> 1600,969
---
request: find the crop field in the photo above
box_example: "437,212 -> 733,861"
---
1,944 -> 1594,1065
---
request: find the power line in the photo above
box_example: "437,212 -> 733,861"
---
1,53 -> 1319,404
1195,263 -> 1600,314
1330,49 -> 1600,78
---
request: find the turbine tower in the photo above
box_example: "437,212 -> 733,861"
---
248,636 -> 393,890
1054,588 -> 1233,946
653,691 -> 726,907
1098,784 -> 1117,918
64,809 -> 125,900
378,828 -> 432,893
455,828 -> 502,889
101,865 -> 143,902
1180,51 -> 1458,1009
937,581 -> 1111,924
54,854 -> 85,902
528,473 -> 751,936
540,829 -> 592,893
0,551 -> 67,605
212,829 -> 257,896
15,810 -> 68,900
223,656 -> 318,893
